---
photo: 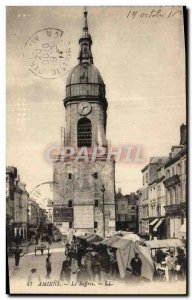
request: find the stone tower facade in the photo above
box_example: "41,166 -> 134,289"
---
53,10 -> 116,237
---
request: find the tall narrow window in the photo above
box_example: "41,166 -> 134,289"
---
166,170 -> 170,179
170,189 -> 173,205
77,117 -> 92,147
69,222 -> 72,229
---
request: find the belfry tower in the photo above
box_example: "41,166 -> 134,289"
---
53,9 -> 116,236
64,9 -> 108,148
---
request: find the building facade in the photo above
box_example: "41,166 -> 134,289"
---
6,166 -> 50,243
138,124 -> 187,241
115,189 -> 138,232
164,124 -> 187,240
136,188 -> 143,234
13,181 -> 29,241
6,166 -> 17,245
140,157 -> 168,239
53,10 -> 116,237
46,199 -> 54,224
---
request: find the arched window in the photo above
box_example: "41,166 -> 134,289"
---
77,117 -> 92,147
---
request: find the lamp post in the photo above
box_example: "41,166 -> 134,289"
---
101,184 -> 106,238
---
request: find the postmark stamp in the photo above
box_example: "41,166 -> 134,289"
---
24,28 -> 71,79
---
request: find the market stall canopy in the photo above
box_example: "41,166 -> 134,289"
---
121,233 -> 141,242
86,234 -> 103,243
145,239 -> 184,249
111,238 -> 131,249
101,235 -> 121,247
117,230 -> 131,236
73,231 -> 84,237
78,233 -> 94,240
115,240 -> 154,281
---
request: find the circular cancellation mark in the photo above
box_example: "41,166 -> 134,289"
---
24,28 -> 71,79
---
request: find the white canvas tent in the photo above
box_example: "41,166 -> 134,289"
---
112,239 -> 154,281
121,233 -> 141,242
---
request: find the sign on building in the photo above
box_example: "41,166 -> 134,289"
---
163,175 -> 180,189
142,220 -> 149,234
53,207 -> 73,222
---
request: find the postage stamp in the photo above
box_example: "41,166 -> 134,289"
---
24,28 -> 71,79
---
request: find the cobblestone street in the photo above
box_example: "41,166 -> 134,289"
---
8,242 -> 65,282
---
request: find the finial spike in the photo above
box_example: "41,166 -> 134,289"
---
84,6 -> 88,30
78,7 -> 93,64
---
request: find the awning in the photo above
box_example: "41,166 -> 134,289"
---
153,218 -> 165,232
149,218 -> 159,226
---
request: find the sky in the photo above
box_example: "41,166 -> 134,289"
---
7,6 -> 186,203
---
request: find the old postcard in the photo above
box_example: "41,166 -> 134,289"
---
6,6 -> 187,295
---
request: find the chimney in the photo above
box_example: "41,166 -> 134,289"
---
117,188 -> 121,194
180,123 -> 186,145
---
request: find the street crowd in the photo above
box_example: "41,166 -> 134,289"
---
44,236 -> 186,283
12,234 -> 186,284
48,237 -> 120,283
154,248 -> 186,282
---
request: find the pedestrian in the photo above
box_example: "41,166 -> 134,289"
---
40,241 -> 45,255
65,243 -> 70,257
60,256 -> 71,283
80,254 -> 87,280
35,235 -> 39,245
91,250 -> 101,282
176,249 -> 186,280
76,243 -> 84,268
85,248 -> 93,279
156,249 -> 164,264
14,247 -> 21,267
46,253 -> 52,279
70,257 -> 79,284
165,251 -> 177,281
130,253 -> 142,279
67,245 -> 75,260
27,268 -> 41,284
107,248 -> 118,278
100,249 -> 110,280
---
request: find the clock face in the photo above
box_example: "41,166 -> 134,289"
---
78,102 -> 92,116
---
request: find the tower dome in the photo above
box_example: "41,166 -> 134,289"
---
64,9 -> 107,108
